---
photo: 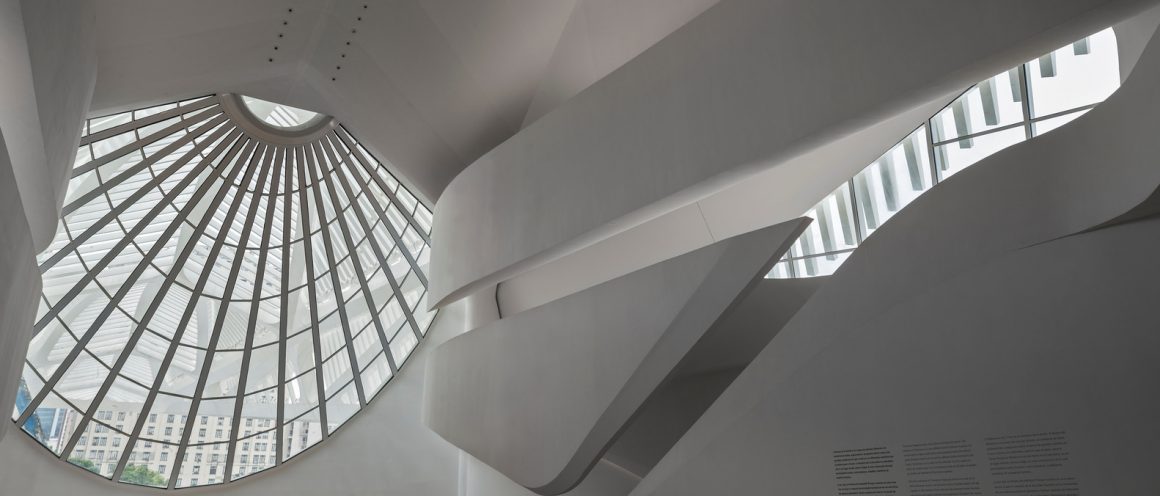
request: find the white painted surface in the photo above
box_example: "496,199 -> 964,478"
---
0,0 -> 60,250
1115,2 -> 1160,80
424,220 -> 806,493
496,203 -> 714,316
430,0 -> 1158,308
86,0 -> 710,206
520,0 -> 722,128
495,96 -> 948,315
0,130 -> 42,444
465,284 -> 501,330
463,454 -> 638,496
21,0 -> 98,245
633,207 -> 1160,496
632,23 -> 1160,494
3,2 -> 1160,495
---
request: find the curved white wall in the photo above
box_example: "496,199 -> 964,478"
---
430,0 -> 1159,308
631,20 -> 1160,493
424,221 -> 806,494
22,0 -> 98,241
0,0 -> 97,251
0,130 -> 42,443
635,214 -> 1160,496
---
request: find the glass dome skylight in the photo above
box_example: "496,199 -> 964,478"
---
12,94 -> 437,489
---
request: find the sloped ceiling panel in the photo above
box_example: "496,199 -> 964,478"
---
85,0 -> 711,204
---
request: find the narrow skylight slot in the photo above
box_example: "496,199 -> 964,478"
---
240,96 -> 321,129
768,28 -> 1120,279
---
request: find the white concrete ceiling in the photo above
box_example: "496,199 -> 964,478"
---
87,0 -> 721,204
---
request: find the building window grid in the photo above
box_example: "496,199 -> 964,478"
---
13,94 -> 438,489
772,31 -> 1115,279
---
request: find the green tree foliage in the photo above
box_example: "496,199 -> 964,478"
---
120,464 -> 167,487
68,457 -> 99,474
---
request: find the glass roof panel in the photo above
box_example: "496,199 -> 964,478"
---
15,94 -> 435,489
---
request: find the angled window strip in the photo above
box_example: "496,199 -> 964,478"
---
771,28 -> 1120,279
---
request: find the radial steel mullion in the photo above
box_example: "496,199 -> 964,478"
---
32,125 -> 243,337
925,120 -> 940,186
930,101 -> 1097,147
783,247 -> 857,261
318,136 -> 399,374
929,120 -> 1027,148
16,128 -> 247,428
333,127 -> 431,247
1018,64 -> 1034,139
166,143 -> 274,488
80,97 -> 217,146
39,117 -> 234,328
324,133 -> 422,351
275,147 -> 290,465
106,136 -> 258,484
63,112 -> 228,217
52,130 -> 248,461
294,145 -> 330,439
225,146 -> 281,482
47,115 -> 231,270
306,140 -> 367,407
1028,103 -> 1098,123
330,132 -> 428,288
846,180 -> 866,244
73,105 -> 221,177
313,139 -> 375,384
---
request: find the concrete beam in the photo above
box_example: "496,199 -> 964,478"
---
0,0 -> 97,252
